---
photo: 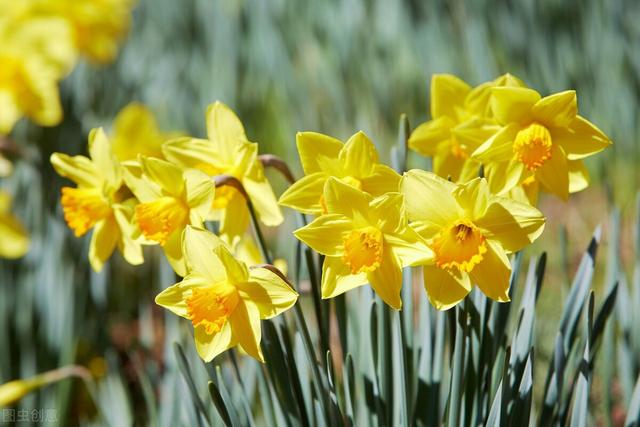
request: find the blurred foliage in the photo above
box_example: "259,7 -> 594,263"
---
2,0 -> 640,425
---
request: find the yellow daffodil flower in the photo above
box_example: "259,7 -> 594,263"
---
409,73 -> 524,183
162,102 -> 282,247
110,102 -> 177,161
472,87 -> 612,200
293,178 -> 433,309
279,130 -> 401,215
155,226 -> 298,362
0,13 -> 74,133
401,170 -> 545,310
51,128 -> 143,271
122,156 -> 214,276
0,190 -> 30,259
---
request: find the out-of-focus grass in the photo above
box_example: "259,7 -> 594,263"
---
2,0 -> 640,424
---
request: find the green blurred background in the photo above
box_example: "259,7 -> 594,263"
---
2,0 -> 639,424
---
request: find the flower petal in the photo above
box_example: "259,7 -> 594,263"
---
50,153 -> 101,188
490,86 -> 540,124
244,178 -> 284,227
430,74 -> 471,119
323,177 -> 372,220
218,191 -> 250,249
568,160 -> 589,193
88,216 -> 118,272
214,242 -> 250,284
88,128 -> 121,189
475,196 -> 545,253
113,202 -> 143,266
321,256 -> 368,299
552,116 -> 612,160
385,227 -> 434,267
278,172 -> 327,215
164,228 -> 187,277
154,273 -> 210,318
400,169 -> 459,227
484,159 -> 525,195
367,245 -> 403,310
182,226 -> 228,283
536,144 -> 569,200
195,322 -> 235,362
408,116 -> 455,156
470,241 -> 511,302
206,101 -> 249,160
183,168 -> 215,217
230,299 -> 264,362
295,131 -> 343,175
140,156 -> 185,197
242,266 -> 299,319
293,214 -> 353,256
0,212 -> 29,259
162,137 -> 219,168
453,177 -> 491,221
339,131 -> 379,178
121,161 -> 162,202
360,164 -> 401,196
471,123 -> 520,163
531,90 -> 577,128
423,265 -> 471,311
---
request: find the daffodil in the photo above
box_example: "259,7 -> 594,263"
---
162,102 -> 282,247
472,87 -> 612,200
122,156 -> 214,276
293,178 -> 433,309
401,170 -> 545,310
409,73 -> 524,183
155,226 -> 298,362
0,190 -> 30,259
279,130 -> 401,215
110,102 -> 177,161
51,128 -> 143,271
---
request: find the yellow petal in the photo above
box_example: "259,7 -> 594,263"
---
531,90 -> 577,128
112,202 -> 143,266
432,150 -> 464,182
278,172 -> 327,215
183,168 -> 215,217
366,246 -> 402,310
369,192 -> 405,233
164,228 -> 187,277
88,216 -> 119,272
214,243 -> 250,284
339,131 -> 378,177
293,214 -> 353,256
471,123 -> 520,163
568,160 -> 589,193
295,131 -> 343,175
321,256 -> 368,299
323,177 -> 371,220
490,86 -> 540,124
400,170 -> 458,227
230,299 -> 264,362
470,241 -> 511,302
218,190 -> 250,249
111,102 -> 164,161
360,164 -> 401,196
475,196 -> 545,253
50,153 -> 101,188
423,265 -> 471,311
552,116 -> 612,160
0,212 -> 29,259
408,116 -> 455,156
155,273 -> 210,318
206,101 -> 249,160
162,137 -> 219,169
484,159 -> 525,195
139,156 -> 185,197
244,178 -> 284,227
182,226 -> 228,283
121,161 -> 162,202
88,128 -> 121,189
195,322 -> 235,362
430,74 -> 471,119
385,227 -> 434,267
536,144 -> 569,200
242,266 -> 299,319
453,177 -> 491,221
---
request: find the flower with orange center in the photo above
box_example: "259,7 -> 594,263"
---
408,73 -> 524,183
51,128 -> 143,271
122,156 -> 214,276
162,102 -> 282,247
293,178 -> 433,309
155,226 -> 298,362
472,86 -> 612,200
279,131 -> 401,216
401,170 -> 545,310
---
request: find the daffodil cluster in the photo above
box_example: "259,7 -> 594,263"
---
0,0 -> 134,135
50,102 -> 295,362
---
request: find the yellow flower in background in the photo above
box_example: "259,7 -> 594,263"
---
408,73 -> 524,183
279,131 -> 400,215
0,191 -> 30,259
163,102 -> 282,247
30,0 -> 134,64
293,178 -> 433,309
401,170 -> 545,310
155,226 -> 298,362
110,102 -> 177,161
122,156 -> 214,276
51,128 -> 143,271
472,87 -> 612,200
